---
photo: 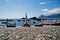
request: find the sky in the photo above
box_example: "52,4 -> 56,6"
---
0,0 -> 60,18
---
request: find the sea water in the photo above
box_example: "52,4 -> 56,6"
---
0,19 -> 40,26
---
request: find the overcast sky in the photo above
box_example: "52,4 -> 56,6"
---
0,0 -> 60,18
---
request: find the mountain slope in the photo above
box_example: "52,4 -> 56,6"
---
38,13 -> 60,19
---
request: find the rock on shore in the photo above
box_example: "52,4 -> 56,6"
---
0,26 -> 60,40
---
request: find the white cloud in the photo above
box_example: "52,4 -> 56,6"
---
42,8 -> 60,15
42,9 -> 48,12
40,2 -> 46,4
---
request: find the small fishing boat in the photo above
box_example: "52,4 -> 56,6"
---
6,19 -> 16,27
35,17 -> 60,27
23,13 -> 30,27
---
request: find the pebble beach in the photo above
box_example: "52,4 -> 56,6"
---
0,26 -> 60,40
